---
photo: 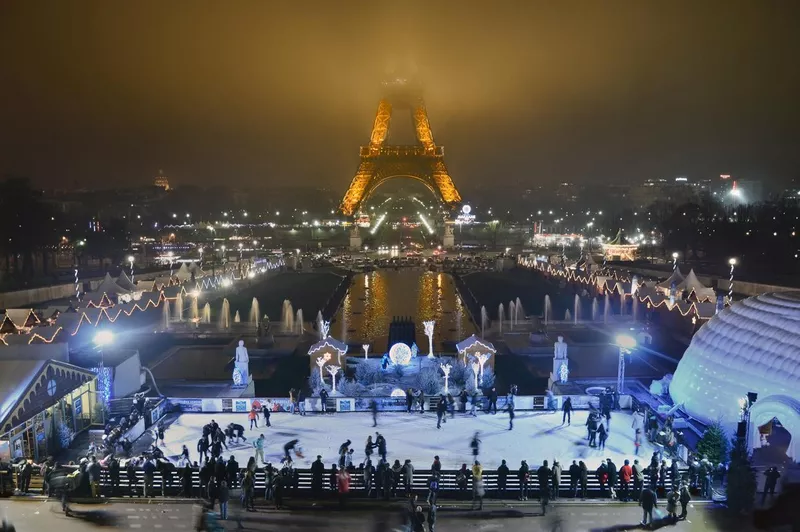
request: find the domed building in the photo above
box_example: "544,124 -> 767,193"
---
670,291 -> 800,461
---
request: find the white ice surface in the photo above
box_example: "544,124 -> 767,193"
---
160,410 -> 657,471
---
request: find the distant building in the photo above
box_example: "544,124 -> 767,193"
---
153,170 -> 170,191
629,177 -> 698,209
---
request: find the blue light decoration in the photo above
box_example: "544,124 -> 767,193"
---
411,343 -> 419,358
57,423 -> 74,448
91,366 -> 113,405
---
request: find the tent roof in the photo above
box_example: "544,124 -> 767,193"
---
115,270 -> 137,291
656,268 -> 686,290
456,334 -> 496,354
175,263 -> 192,281
677,269 -> 715,300
308,336 -> 348,356
3,309 -> 40,329
96,272 -> 130,295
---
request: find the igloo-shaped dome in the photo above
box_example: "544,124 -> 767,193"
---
670,291 -> 800,431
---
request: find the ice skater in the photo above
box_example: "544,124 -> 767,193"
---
254,434 -> 266,465
248,407 -> 258,430
226,423 -> 246,444
370,399 -> 378,427
375,432 -> 387,462
283,439 -> 300,464
436,396 -> 447,429
561,397 -> 572,425
262,402 -> 272,427
470,432 -> 481,459
505,401 -> 515,430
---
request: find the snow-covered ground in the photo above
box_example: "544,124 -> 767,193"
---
160,409 -> 656,471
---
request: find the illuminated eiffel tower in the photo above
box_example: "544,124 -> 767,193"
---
339,78 -> 462,217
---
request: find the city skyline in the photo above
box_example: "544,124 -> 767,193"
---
1,0 -> 798,190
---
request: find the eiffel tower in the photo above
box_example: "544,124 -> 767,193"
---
339,78 -> 462,217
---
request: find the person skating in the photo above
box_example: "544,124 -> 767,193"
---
597,422 -> 608,450
536,460 -> 552,515
262,402 -> 272,426
254,435 -> 266,465
283,439 -> 299,464
417,390 -> 425,413
197,436 -> 209,465
375,432 -> 387,462
436,396 -> 447,429
562,397 -> 573,425
248,408 -> 258,430
365,435 -> 375,463
338,439 -> 352,468
447,393 -> 455,419
487,387 -> 498,414
370,399 -> 378,427
459,389 -> 468,413
470,432 -> 481,460
518,460 -> 530,500
586,412 -> 598,447
345,449 -> 355,471
157,423 -> 166,447
319,388 -> 329,414
227,423 -> 246,444
406,389 -> 414,413
639,486 -> 658,526
504,400 -> 515,430
298,389 -> 307,416
469,391 -> 479,417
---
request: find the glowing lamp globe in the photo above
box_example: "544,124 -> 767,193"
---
94,330 -> 114,347
615,334 -> 636,351
389,343 -> 413,366
391,388 -> 406,398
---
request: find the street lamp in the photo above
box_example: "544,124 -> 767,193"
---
615,333 -> 637,394
127,255 -> 135,281
728,258 -> 737,300
672,252 -> 679,271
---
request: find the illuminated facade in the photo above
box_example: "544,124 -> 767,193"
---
153,170 -> 170,191
339,79 -> 462,216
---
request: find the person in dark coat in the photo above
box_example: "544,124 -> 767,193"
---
640,487 -> 658,526
406,389 -> 414,413
226,456 -> 239,488
536,460 -> 552,515
596,461 -> 608,498
197,437 -> 209,465
562,397 -> 573,425
579,461 -> 588,500
568,460 -> 581,498
181,463 -> 193,497
598,423 -> 608,450
487,388 -> 498,414
376,433 -> 387,462
586,413 -> 598,447
606,458 -> 618,500
497,459 -> 509,496
436,396 -> 447,429
427,503 -> 437,532
108,457 -> 120,496
311,456 -> 325,498
459,390 -> 468,413
319,388 -> 329,414
126,460 -> 139,497
762,467 -> 781,504
518,460 -> 530,501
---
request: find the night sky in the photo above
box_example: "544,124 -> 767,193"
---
1,0 -> 798,190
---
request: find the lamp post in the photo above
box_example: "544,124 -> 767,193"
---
672,252 -> 679,271
728,258 -> 737,300
127,255 -> 135,281
615,333 -> 637,394
94,330 -> 113,417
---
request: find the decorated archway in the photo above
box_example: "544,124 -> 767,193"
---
748,395 -> 800,462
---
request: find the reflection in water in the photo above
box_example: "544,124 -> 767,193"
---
335,269 -> 475,353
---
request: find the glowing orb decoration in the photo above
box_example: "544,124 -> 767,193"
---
389,343 -> 413,366
391,388 -> 406,398
461,204 -> 472,215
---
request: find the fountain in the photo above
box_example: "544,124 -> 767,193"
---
620,293 -> 626,316
574,294 -> 581,325
174,293 -> 184,322
498,303 -> 505,334
202,303 -> 211,324
591,299 -> 599,321
632,295 -> 639,322
604,293 -> 610,324
281,300 -> 294,333
249,297 -> 260,327
480,306 -> 489,338
508,301 -> 515,329
515,297 -> 524,323
190,295 -> 199,322
544,295 -> 552,325
234,310 -> 241,323
296,309 -> 304,334
565,309 -> 572,322
316,311 -> 324,339
162,299 -> 171,330
220,298 -> 231,330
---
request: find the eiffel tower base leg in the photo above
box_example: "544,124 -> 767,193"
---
442,225 -> 455,249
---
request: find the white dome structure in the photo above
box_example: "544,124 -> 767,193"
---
670,291 -> 800,460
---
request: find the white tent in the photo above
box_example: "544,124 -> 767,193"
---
95,272 -> 130,295
676,269 -> 716,302
115,270 -> 137,292
656,268 -> 685,294
175,263 -> 193,282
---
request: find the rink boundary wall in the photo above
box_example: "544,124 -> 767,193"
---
165,394 -> 632,414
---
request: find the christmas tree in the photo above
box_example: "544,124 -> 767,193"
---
696,420 -> 729,464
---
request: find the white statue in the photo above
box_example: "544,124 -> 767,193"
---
475,353 -> 491,382
440,362 -> 452,394
234,340 -> 250,386
320,320 -> 331,339
559,362 -> 569,384
362,344 -> 370,360
315,356 -> 326,383
554,336 -> 568,359
470,362 -> 480,389
423,320 -> 435,358
326,365 -> 341,395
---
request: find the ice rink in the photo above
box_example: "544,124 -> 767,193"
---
160,409 -> 657,470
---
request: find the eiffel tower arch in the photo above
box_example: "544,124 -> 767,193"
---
339,79 -> 462,217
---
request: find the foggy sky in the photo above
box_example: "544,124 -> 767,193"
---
1,0 -> 798,191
